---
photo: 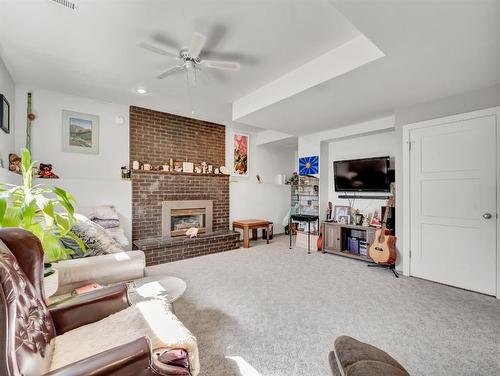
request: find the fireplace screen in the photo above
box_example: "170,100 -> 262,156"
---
171,208 -> 206,237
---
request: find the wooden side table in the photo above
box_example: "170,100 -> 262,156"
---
232,219 -> 272,248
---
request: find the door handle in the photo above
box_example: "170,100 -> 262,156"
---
482,213 -> 492,219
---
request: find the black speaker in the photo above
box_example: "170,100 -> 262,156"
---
381,206 -> 395,233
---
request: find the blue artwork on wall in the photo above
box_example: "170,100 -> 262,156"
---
299,156 -> 319,176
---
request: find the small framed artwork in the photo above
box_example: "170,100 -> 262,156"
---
333,205 -> 351,223
0,95 -> 10,134
62,110 -> 99,154
299,156 -> 319,176
232,132 -> 249,176
338,215 -> 350,225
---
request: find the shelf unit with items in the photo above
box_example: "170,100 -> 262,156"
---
291,174 -> 319,217
322,222 -> 376,262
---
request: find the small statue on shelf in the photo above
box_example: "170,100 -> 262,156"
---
286,172 -> 299,185
38,163 -> 59,179
8,154 -> 21,174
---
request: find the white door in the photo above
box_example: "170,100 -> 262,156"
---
409,114 -> 497,295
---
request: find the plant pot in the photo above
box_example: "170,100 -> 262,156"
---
44,269 -> 59,298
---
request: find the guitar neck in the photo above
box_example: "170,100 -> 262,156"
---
380,197 -> 394,232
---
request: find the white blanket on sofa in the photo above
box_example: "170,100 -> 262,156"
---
50,299 -> 200,375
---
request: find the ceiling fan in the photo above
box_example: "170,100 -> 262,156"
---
139,32 -> 240,81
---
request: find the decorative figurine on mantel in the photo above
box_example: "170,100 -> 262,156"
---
194,166 -> 202,173
201,161 -> 208,173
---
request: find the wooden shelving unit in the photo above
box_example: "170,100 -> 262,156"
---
322,222 -> 376,262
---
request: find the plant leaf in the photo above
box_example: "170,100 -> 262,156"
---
2,207 -> 22,227
41,232 -> 66,262
0,195 -> 7,224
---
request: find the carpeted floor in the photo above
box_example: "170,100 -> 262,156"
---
146,236 -> 500,376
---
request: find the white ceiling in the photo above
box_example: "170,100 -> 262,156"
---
0,0 -> 358,131
1,0 -> 499,135
237,0 -> 500,134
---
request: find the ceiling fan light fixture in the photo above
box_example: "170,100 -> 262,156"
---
136,88 -> 148,95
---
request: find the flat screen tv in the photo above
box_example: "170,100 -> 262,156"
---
334,156 -> 391,192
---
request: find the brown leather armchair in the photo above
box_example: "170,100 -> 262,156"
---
0,228 -> 194,376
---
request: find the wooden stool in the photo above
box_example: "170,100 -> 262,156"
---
232,219 -> 272,248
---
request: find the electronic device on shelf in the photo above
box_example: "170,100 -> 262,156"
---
334,156 -> 392,192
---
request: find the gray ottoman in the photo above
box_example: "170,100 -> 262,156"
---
329,336 -> 409,376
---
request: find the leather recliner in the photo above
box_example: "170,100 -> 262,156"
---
0,228 -> 194,376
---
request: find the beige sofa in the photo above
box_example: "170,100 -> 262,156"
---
53,250 -> 145,294
53,205 -> 145,294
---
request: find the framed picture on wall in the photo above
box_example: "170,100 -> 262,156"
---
62,110 -> 99,154
232,132 -> 249,176
299,155 -> 319,176
0,94 -> 10,134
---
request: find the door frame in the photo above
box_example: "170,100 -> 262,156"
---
402,106 -> 500,298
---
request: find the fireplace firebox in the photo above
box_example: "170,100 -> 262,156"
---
162,200 -> 213,237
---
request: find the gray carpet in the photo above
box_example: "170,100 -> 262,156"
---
146,236 -> 500,376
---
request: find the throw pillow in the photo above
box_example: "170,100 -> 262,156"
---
63,214 -> 123,258
77,205 -> 119,221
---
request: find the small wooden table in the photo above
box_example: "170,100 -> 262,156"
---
232,219 -> 272,248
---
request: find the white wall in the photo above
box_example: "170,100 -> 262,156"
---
13,86 -> 132,239
226,126 -> 295,234
0,56 -> 15,167
14,85 -> 129,179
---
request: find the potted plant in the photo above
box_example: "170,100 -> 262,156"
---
0,148 -> 84,297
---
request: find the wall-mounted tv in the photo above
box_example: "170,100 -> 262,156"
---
334,156 -> 391,192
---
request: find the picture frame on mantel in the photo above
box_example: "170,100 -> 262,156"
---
62,110 -> 99,154
0,94 -> 10,134
232,131 -> 249,176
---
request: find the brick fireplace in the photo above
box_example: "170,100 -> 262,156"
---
130,106 -> 239,265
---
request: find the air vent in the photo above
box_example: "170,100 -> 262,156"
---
50,0 -> 78,10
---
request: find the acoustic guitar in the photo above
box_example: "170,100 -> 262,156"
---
368,196 -> 397,265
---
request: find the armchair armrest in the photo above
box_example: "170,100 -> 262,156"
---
44,337 -> 152,376
49,284 -> 130,335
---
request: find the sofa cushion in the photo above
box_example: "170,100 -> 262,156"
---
50,299 -> 199,376
104,225 -> 130,248
330,336 -> 409,376
77,205 -> 119,221
67,214 -> 123,258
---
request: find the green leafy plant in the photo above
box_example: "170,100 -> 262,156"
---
0,148 -> 85,261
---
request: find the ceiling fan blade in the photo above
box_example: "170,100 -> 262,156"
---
157,66 -> 184,79
201,60 -> 240,71
138,42 -> 179,59
189,32 -> 207,58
